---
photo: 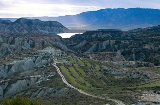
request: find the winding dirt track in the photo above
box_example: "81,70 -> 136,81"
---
53,63 -> 125,105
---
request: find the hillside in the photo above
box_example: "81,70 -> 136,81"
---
65,25 -> 160,66
0,33 -> 111,105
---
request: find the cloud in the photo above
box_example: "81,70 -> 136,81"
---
0,4 -> 101,18
0,0 -> 160,18
0,0 -> 102,18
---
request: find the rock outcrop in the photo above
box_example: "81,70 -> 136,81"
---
0,34 -> 71,57
0,45 -> 66,101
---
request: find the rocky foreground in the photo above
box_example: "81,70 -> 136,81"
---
0,34 -> 111,105
0,34 -> 66,100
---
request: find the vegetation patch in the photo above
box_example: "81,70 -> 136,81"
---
1,95 -> 46,105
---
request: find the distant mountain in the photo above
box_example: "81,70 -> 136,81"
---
26,8 -> 160,30
0,18 -> 17,22
0,18 -> 68,34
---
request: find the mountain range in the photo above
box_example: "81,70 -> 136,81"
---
26,8 -> 160,30
1,8 -> 160,30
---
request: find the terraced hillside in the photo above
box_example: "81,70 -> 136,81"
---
57,56 -> 160,104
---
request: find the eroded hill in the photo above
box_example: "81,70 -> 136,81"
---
65,26 -> 160,66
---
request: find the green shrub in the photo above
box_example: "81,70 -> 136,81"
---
74,65 -> 87,77
59,66 -> 89,90
78,60 -> 84,65
68,67 -> 91,87
68,67 -> 80,78
1,94 -> 43,105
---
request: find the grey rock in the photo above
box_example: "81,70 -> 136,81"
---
22,59 -> 35,70
41,60 -> 48,65
35,56 -> 43,67
1,77 -> 39,99
36,90 -> 45,98
9,60 -> 25,75
0,65 -> 8,78
102,40 -> 109,49
0,37 -> 3,43
30,89 -> 41,98
86,44 -> 96,53
0,86 -> 3,100
106,69 -> 127,75
58,88 -> 69,95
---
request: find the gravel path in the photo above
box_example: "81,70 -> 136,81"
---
53,63 -> 125,105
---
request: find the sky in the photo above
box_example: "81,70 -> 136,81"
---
0,0 -> 160,18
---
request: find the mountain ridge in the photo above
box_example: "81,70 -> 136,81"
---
27,8 -> 160,30
1,8 -> 160,30
0,18 -> 68,34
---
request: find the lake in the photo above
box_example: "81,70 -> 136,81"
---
57,33 -> 82,38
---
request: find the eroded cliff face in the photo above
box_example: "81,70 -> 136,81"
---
0,46 -> 66,101
0,32 -> 73,101
65,26 -> 160,66
0,34 -> 71,57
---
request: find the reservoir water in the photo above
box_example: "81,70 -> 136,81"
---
57,33 -> 81,38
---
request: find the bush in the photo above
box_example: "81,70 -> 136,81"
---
1,94 -> 43,105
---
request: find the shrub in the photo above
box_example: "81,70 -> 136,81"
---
1,94 -> 43,105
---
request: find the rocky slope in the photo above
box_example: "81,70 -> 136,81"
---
0,33 -> 68,100
65,26 -> 160,66
0,45 -> 63,99
0,34 -> 109,104
0,33 -> 72,57
0,18 -> 68,34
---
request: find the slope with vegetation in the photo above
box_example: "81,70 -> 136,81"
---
56,56 -> 160,104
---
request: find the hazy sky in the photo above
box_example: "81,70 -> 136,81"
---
0,0 -> 160,18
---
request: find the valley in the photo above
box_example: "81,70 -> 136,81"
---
0,18 -> 160,105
